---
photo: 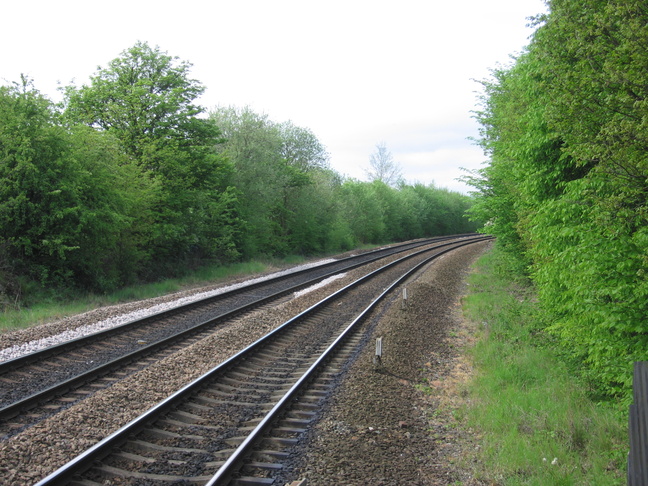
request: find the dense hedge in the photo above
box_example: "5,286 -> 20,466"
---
468,0 -> 648,399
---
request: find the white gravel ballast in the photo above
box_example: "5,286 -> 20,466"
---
0,258 -> 337,363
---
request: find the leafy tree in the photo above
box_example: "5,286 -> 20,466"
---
64,41 -> 206,166
278,121 -> 329,172
210,107 -> 331,257
397,185 -> 425,239
65,42 -> 238,271
275,121 -> 330,250
283,168 -> 344,254
0,78 -> 75,287
210,106 -> 286,256
467,53 -> 572,262
339,180 -> 386,244
63,125 -> 157,289
528,0 -> 648,396
0,78 -> 149,296
370,180 -> 406,241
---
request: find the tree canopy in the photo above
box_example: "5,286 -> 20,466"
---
0,77 -> 151,293
64,42 -> 208,163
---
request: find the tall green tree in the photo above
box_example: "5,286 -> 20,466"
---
210,107 -> 330,257
339,181 -> 386,243
64,41 -> 206,167
210,106 -> 286,256
65,42 -> 239,270
529,0 -> 648,396
275,121 -> 330,251
0,78 -> 150,295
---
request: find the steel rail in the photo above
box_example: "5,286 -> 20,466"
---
33,236 -> 491,486
205,237 -> 490,485
0,236 -> 481,423
0,236 -> 465,375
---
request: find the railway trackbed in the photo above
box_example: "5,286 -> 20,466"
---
24,235 -> 491,485
0,236 -> 476,438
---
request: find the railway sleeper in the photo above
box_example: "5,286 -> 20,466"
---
127,439 -> 210,454
260,436 -> 299,447
254,351 -> 306,361
229,476 -> 275,485
298,390 -> 328,401
223,430 -> 299,448
286,409 -> 318,419
229,369 -> 306,380
142,426 -> 205,441
208,381 -> 274,393
236,366 -> 301,377
157,418 -> 226,431
242,461 -> 284,471
168,409 -> 203,423
92,464 -> 213,484
114,450 -> 227,470
250,450 -> 290,462
271,426 -> 307,435
193,395 -> 265,409
243,356 -> 304,368
182,401 -> 214,413
219,375 -> 292,387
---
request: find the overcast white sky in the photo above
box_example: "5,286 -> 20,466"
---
2,0 -> 546,193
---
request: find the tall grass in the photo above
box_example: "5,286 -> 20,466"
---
461,245 -> 627,485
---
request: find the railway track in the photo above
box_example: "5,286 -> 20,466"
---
30,236 -> 491,485
0,236 -> 479,438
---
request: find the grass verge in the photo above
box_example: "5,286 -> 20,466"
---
0,241 -> 393,333
460,245 -> 627,485
0,260 -> 276,332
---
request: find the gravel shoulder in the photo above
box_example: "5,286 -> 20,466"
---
286,240 -> 491,485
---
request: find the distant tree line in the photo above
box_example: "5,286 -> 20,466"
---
0,42 -> 475,307
466,0 -> 648,400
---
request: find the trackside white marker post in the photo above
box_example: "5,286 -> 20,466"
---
374,336 -> 383,369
